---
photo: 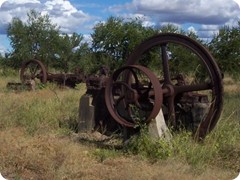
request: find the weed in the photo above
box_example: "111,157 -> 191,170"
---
0,68 -> 18,77
92,148 -> 120,162
125,114 -> 172,160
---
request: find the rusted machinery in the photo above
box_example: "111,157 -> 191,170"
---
20,33 -> 223,140
85,33 -> 223,139
20,59 -> 86,88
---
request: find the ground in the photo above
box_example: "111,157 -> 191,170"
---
0,76 -> 239,179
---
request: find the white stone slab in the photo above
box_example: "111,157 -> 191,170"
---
148,109 -> 172,140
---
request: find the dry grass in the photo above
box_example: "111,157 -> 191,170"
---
0,128 -> 235,180
223,76 -> 240,93
0,75 -> 239,179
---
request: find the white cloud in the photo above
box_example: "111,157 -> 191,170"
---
108,0 -> 240,40
108,2 -> 134,14
132,0 -> 240,25
43,0 -> 91,33
187,26 -> 197,34
0,0 -> 41,33
191,24 -> 219,41
199,24 -> 220,31
0,46 -> 6,55
0,0 -> 93,34
233,0 -> 240,7
120,13 -> 155,27
225,17 -> 240,28
0,0 -> 5,6
0,0 -> 98,53
0,39 -> 7,55
44,0 -> 77,15
0,0 -> 239,54
83,34 -> 92,46
0,0 -> 40,6
8,0 -> 40,4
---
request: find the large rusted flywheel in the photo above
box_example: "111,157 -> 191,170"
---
105,33 -> 223,139
20,59 -> 47,84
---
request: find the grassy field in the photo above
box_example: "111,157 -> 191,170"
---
0,74 -> 239,179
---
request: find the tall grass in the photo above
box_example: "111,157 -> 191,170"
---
0,75 -> 239,177
0,76 -> 85,135
125,78 -> 240,172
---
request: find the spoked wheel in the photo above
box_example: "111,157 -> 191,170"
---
126,33 -> 223,139
105,65 -> 163,127
20,59 -> 47,84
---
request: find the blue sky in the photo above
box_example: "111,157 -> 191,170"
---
0,0 -> 239,54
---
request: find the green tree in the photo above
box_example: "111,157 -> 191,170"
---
158,23 -> 181,33
209,22 -> 240,77
158,23 -> 202,42
7,9 -> 89,71
147,24 -> 203,76
68,39 -> 91,74
91,16 -> 157,70
7,10 -> 60,68
53,32 -> 89,73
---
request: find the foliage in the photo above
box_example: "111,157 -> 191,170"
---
158,23 -> 202,42
123,90 -> 240,170
157,24 -> 204,76
158,23 -> 182,34
4,9 -> 240,79
125,126 -> 173,160
7,10 -> 60,68
92,148 -> 120,163
209,22 -> 240,78
91,16 -> 157,70
124,108 -> 172,160
75,52 -> 113,75
53,32 -> 89,73
6,10 -> 89,72
0,67 -> 18,77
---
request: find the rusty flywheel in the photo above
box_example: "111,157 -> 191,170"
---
105,33 -> 223,139
105,65 -> 163,127
20,59 -> 47,84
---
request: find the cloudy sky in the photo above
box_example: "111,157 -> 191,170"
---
0,0 -> 240,54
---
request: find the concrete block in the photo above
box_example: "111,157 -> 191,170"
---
78,94 -> 95,132
148,109 -> 172,140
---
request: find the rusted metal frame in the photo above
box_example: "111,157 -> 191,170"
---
161,44 -> 176,128
20,59 -> 86,87
124,33 -> 223,139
